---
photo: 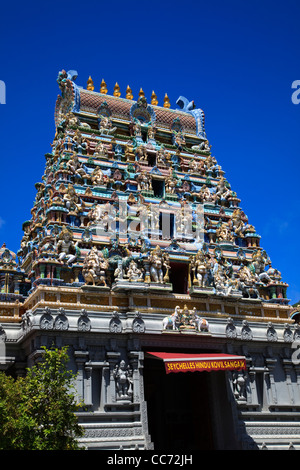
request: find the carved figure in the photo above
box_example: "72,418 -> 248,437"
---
215,177 -> 231,202
250,250 -> 271,283
98,116 -> 117,134
192,139 -> 211,152
231,208 -> 245,238
216,222 -> 234,243
136,170 -> 152,191
82,246 -> 109,286
73,129 -> 87,153
165,171 -> 178,194
94,140 -> 108,158
148,245 -> 169,283
135,146 -> 148,163
113,360 -> 133,399
87,204 -> 110,231
162,305 -> 180,330
63,184 -> 85,214
194,312 -> 209,332
57,227 -> 78,266
191,250 -> 210,287
157,148 -> 170,166
66,153 -> 89,179
199,185 -> 215,203
188,157 -> 205,175
173,130 -> 186,150
126,260 -> 143,282
91,167 -> 105,186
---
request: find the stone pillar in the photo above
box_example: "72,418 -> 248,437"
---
128,351 -> 142,404
106,351 -> 120,404
74,350 -> 89,404
293,364 -> 300,403
282,359 -> 295,405
265,358 -> 278,406
84,365 -> 93,406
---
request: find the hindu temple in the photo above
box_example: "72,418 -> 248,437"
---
0,69 -> 298,450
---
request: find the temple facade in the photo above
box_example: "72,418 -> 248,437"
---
0,69 -> 298,450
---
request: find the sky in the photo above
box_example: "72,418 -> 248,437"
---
0,0 -> 299,304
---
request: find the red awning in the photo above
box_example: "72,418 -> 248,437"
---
146,352 -> 247,374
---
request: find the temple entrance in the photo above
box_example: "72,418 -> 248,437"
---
144,355 -> 213,450
144,354 -> 240,450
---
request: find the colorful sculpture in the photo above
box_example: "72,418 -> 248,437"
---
14,69 -> 288,304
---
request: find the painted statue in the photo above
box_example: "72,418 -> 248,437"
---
82,246 -> 109,286
162,305 -> 180,330
57,227 -> 78,266
126,260 -> 144,282
190,249 -> 210,287
148,245 -> 169,283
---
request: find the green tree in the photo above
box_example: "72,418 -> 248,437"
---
0,346 -> 84,450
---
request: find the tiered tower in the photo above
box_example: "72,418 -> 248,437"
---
16,69 -> 289,305
0,69 -> 297,451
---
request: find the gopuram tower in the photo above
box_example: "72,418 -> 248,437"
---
0,69 -> 298,451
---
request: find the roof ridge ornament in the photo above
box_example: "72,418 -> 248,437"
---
176,95 -> 206,139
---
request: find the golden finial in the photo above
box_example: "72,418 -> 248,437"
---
151,90 -> 158,106
113,82 -> 121,97
163,93 -> 170,108
100,78 -> 108,94
139,88 -> 145,98
126,85 -> 133,100
87,76 -> 94,91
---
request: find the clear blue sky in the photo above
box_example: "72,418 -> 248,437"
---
0,0 -> 299,304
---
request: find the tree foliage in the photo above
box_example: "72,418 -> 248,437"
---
0,346 -> 84,450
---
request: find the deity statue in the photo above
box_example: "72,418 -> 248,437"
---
91,167 -> 106,186
216,222 -> 234,243
66,152 -> 89,179
132,119 -> 142,138
165,171 -> 178,194
190,249 -> 210,287
126,260 -> 144,282
73,129 -> 87,154
94,140 -> 108,158
215,177 -> 231,202
148,245 -> 170,283
63,111 -> 80,128
147,124 -> 156,141
136,170 -> 152,191
57,227 -> 78,266
188,158 -> 202,175
250,250 -> 271,284
156,148 -> 170,166
87,204 -> 110,232
63,184 -> 85,214
199,184 -> 215,203
98,116 -> 117,135
135,146 -> 148,163
113,360 -> 133,400
82,246 -> 109,286
231,208 -> 245,238
213,264 -> 231,294
173,130 -> 186,150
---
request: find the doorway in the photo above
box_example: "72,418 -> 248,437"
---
144,355 -> 214,450
169,262 -> 189,294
